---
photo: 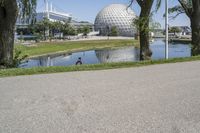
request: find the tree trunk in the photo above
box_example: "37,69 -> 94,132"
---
0,0 -> 18,65
139,18 -> 152,60
139,1 -> 153,60
191,0 -> 200,56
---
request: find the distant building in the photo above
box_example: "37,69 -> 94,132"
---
16,1 -> 94,36
36,11 -> 72,23
172,26 -> 191,36
71,21 -> 94,31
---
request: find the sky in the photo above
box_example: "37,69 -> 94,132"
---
36,0 -> 190,28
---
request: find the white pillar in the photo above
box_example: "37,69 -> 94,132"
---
50,2 -> 53,12
47,1 -> 49,19
44,0 -> 50,38
44,0 -> 49,19
165,0 -> 169,59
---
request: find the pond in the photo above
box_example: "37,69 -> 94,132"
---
19,39 -> 191,68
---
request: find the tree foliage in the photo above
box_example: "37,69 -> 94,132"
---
110,26 -> 118,36
23,19 -> 78,40
83,26 -> 90,36
168,0 -> 192,19
169,27 -> 181,35
169,0 -> 200,55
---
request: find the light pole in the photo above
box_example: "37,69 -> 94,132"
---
165,0 -> 169,59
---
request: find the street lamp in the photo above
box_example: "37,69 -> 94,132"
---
165,0 -> 169,59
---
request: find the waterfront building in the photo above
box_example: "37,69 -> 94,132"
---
16,0 -> 93,36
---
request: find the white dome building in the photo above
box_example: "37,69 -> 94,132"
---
94,4 -> 137,37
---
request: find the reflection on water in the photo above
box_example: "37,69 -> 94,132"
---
151,39 -> 191,59
20,47 -> 139,68
95,47 -> 140,63
20,39 -> 191,68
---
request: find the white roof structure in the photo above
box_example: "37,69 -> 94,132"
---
37,1 -> 72,22
36,11 -> 72,22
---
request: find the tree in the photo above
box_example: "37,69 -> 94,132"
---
77,27 -> 83,34
83,26 -> 90,36
54,21 -> 63,39
130,0 -> 161,60
169,27 -> 181,35
0,0 -> 36,65
169,0 -> 200,55
67,26 -> 77,36
62,23 -> 77,36
36,18 -> 51,40
106,26 -> 110,40
48,21 -> 56,39
110,26 -> 118,36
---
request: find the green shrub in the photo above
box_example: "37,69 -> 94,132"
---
110,26 -> 118,36
0,49 -> 28,69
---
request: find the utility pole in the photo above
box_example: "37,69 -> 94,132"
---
165,0 -> 169,59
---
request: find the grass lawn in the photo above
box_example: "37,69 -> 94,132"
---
1,56 -> 200,77
15,39 -> 139,57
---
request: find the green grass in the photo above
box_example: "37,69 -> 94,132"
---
1,56 -> 200,77
16,39 -> 139,57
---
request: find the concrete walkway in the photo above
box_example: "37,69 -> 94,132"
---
1,61 -> 200,133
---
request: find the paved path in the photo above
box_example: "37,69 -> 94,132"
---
1,61 -> 200,133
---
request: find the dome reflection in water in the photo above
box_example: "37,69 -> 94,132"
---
95,47 -> 139,63
20,47 -> 139,68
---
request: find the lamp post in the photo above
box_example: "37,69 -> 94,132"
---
165,0 -> 169,59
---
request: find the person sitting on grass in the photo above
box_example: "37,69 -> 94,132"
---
76,57 -> 83,65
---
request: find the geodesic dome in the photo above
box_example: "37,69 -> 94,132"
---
94,4 -> 137,37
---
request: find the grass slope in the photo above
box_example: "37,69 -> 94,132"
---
1,56 -> 200,77
16,39 -> 138,57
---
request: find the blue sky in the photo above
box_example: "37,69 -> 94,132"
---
37,0 -> 190,28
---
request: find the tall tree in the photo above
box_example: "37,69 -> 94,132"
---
0,0 -> 36,66
36,18 -> 51,40
130,0 -> 161,60
169,0 -> 200,55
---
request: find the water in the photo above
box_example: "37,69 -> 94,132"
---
151,39 -> 191,59
19,39 -> 191,68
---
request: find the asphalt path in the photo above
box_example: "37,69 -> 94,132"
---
1,61 -> 200,133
